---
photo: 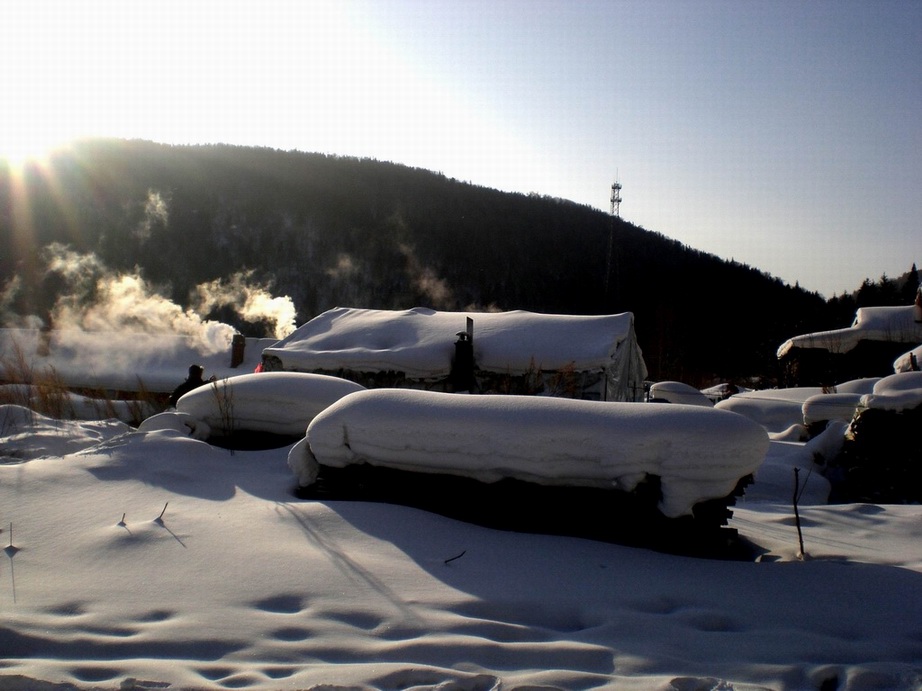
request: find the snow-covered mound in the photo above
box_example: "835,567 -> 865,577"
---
700,382 -> 751,402
292,389 -> 770,518
835,377 -> 881,394
137,410 -> 212,440
0,404 -> 131,462
648,380 -> 713,406
860,371 -> 922,412
717,380 -> 877,434
715,388 -> 822,434
176,371 -> 365,437
802,392 -> 862,426
828,372 -> 922,504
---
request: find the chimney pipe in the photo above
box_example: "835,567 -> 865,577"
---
230,333 -> 246,368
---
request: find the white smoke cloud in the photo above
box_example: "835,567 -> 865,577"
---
31,245 -> 294,346
134,189 -> 169,242
44,244 -> 105,286
41,245 -> 234,354
0,276 -> 43,328
398,243 -> 455,309
464,302 -> 503,313
192,271 -> 296,340
0,247 -> 302,389
37,247 -> 297,346
53,273 -> 235,354
415,267 -> 454,308
325,253 -> 358,280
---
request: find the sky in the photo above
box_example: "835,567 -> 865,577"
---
2,0 -> 920,299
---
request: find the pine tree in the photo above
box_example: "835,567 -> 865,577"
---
901,263 -> 920,304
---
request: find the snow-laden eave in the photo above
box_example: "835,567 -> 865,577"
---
777,305 -> 922,359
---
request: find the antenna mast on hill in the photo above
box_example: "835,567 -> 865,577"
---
610,177 -> 622,218
605,175 -> 622,306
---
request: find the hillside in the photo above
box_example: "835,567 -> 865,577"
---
2,138 -> 836,383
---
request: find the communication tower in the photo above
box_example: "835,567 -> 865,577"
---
610,179 -> 622,218
604,176 -> 622,304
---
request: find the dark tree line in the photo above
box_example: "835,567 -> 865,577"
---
1,139 -> 913,385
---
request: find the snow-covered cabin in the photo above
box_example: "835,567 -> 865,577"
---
261,307 -> 648,401
777,302 -> 922,385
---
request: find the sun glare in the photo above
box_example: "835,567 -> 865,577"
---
0,126 -> 73,169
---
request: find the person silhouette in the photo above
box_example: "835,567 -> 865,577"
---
168,364 -> 207,407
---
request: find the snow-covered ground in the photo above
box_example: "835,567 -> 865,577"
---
2,374 -> 922,689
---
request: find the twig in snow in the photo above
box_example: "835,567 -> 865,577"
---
444,550 -> 466,565
793,468 -> 807,560
4,522 -> 18,557
795,463 -> 815,504
155,502 -> 169,523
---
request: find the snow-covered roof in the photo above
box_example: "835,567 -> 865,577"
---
777,305 -> 922,358
894,344 -> 922,373
263,307 -> 645,380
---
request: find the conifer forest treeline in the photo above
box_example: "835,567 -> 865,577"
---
1,139 -> 917,384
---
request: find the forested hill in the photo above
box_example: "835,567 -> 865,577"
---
0,138 -> 861,384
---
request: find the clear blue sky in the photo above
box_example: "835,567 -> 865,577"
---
3,0 -> 919,298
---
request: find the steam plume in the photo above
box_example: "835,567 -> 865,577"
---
1,276 -> 43,328
134,189 -> 169,242
44,245 -> 234,354
18,245 -> 296,350
191,271 -> 296,340
398,243 -> 455,309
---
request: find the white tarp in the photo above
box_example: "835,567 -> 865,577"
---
262,307 -> 648,401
